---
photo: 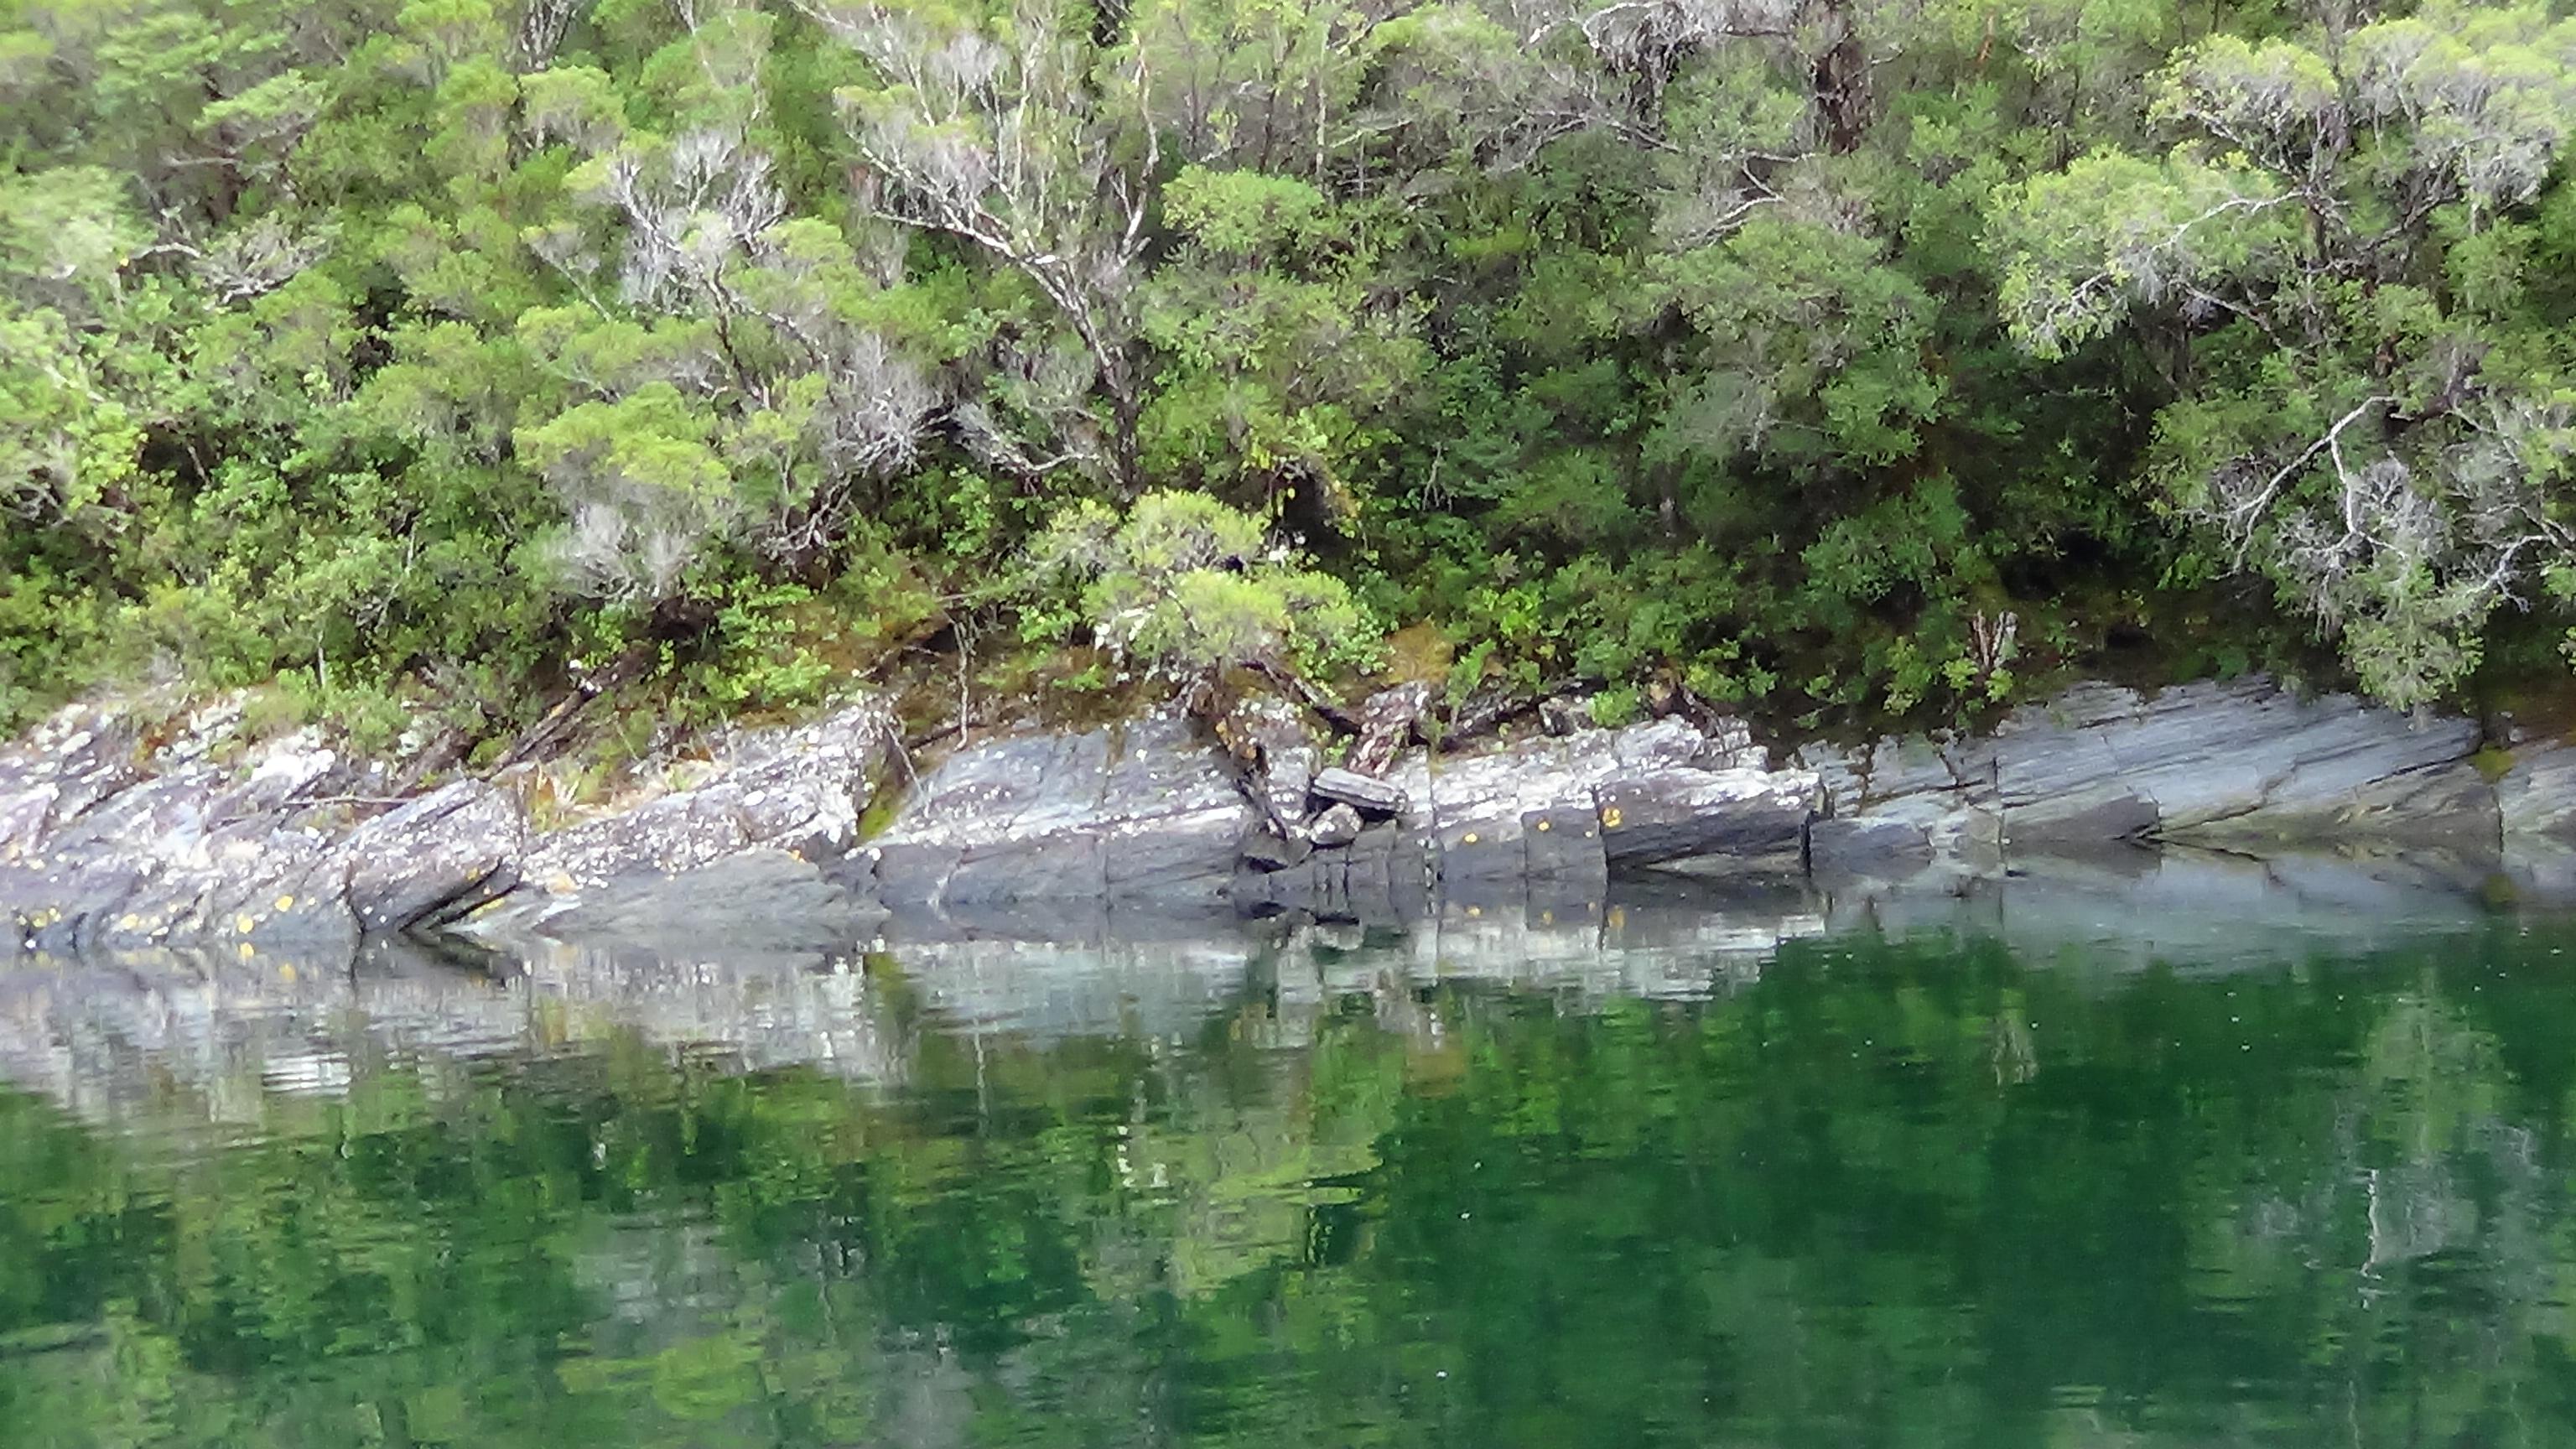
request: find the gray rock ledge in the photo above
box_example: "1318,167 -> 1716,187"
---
9,673 -> 2576,956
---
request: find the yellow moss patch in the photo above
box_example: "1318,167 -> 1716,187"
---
1381,622 -> 1453,685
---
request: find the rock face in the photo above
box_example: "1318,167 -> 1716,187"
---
337,782 -> 523,932
850,712 -> 1258,920
465,699 -> 898,944
519,701 -> 895,891
1801,677 -> 2502,876
15,672 -> 2576,954
0,700 -> 522,953
1239,715 -> 1820,917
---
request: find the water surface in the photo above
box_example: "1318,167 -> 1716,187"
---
5,859 -> 2575,1447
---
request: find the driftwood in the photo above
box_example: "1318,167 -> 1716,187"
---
1209,689 -> 1322,839
1347,682 -> 1431,776
1247,660 -> 1362,735
1439,677 -> 1578,747
490,653 -> 647,770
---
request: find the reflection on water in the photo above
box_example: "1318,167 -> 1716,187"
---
4,852 -> 2574,1446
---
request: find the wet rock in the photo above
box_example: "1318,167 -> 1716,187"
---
0,673 -> 2545,951
1805,814 -> 1937,877
336,781 -> 524,932
536,849 -> 879,953
1413,718 -> 1808,871
1520,806 -> 1607,880
2498,740 -> 2576,838
1989,678 -> 2488,844
1246,715 -> 1815,906
1239,825 -> 1312,872
1231,822 -> 1436,922
1803,678 -> 2491,877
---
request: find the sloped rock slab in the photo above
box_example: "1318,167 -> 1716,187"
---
1990,678 -> 2488,843
521,701 -> 893,892
1,702 -> 536,953
1799,678 -> 2493,873
2499,740 -> 2576,839
855,713 -> 1258,915
339,781 -> 524,932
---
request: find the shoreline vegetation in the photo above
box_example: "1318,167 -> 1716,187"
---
10,0 -> 2576,797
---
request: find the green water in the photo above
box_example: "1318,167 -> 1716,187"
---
8,898 -> 2576,1446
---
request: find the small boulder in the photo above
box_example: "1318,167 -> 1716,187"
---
1311,766 -> 1407,817
1307,802 -> 1363,848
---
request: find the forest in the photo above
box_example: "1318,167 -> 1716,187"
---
6,0 -> 2576,750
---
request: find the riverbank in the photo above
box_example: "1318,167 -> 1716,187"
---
7,674 -> 2576,958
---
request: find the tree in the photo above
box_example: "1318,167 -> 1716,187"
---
1137,167 -> 1426,521
801,0 -> 1161,489
1989,2 -> 2576,707
1024,491 -> 1377,688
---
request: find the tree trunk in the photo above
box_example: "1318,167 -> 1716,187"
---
1812,6 -> 1871,155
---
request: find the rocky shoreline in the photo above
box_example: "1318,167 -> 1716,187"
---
7,674 -> 2576,958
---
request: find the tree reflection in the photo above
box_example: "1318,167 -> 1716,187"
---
6,922 -> 2576,1446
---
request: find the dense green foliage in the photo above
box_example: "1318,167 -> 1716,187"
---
11,920 -> 2576,1445
7,0 -> 2576,733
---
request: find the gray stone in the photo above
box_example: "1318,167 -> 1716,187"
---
2500,740 -> 2576,838
538,849 -> 879,953
1597,768 -> 1815,872
1239,825 -> 1313,871
1800,678 -> 2494,875
1990,678 -> 2489,842
855,711 -> 1258,916
337,781 -> 524,931
2003,785 -> 2159,845
0,703 -> 382,951
1311,766 -> 1408,816
1806,814 -> 1936,876
522,699 -> 893,891
946,834 -> 1105,905
1307,802 -> 1363,848
0,672 -> 2547,953
1520,806 -> 1607,880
